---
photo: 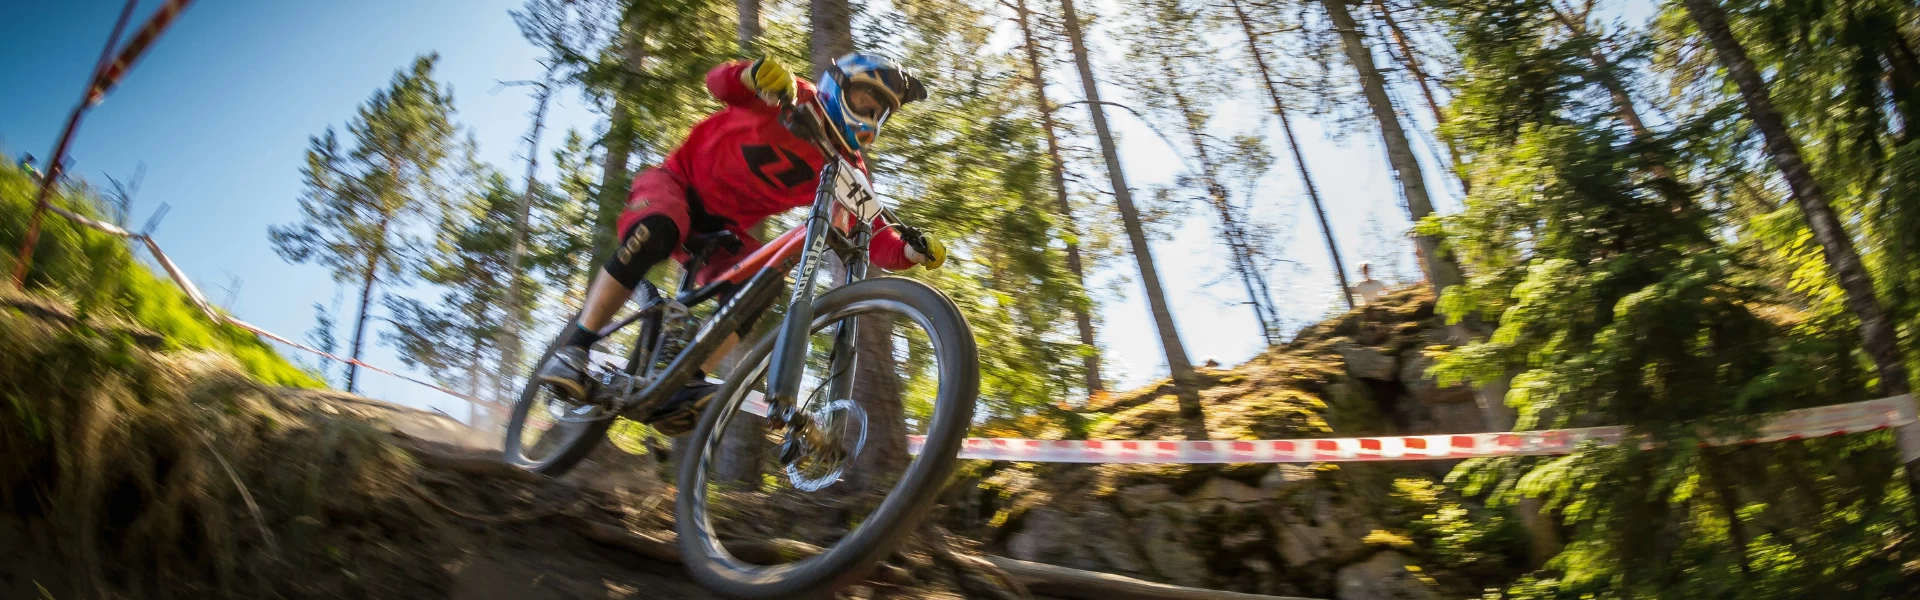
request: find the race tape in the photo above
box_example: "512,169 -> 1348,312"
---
742,392 -> 1914,464
41,201 -> 505,410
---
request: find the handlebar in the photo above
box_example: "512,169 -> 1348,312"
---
775,96 -> 911,230
777,97 -> 840,158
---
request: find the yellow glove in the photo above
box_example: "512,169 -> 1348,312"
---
744,58 -> 794,103
901,227 -> 947,270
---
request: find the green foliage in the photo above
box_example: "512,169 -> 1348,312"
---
864,0 -> 1097,415
269,54 -> 462,390
1653,0 -> 1920,384
0,159 -> 317,387
383,163 -> 540,403
1425,0 -> 1919,595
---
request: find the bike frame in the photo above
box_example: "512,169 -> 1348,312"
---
592,156 -> 884,429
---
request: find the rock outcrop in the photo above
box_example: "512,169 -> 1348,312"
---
949,287 -> 1485,599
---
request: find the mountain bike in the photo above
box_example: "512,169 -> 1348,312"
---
501,99 -> 979,599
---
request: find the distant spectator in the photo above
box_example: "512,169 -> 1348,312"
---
17,154 -> 41,179
1351,262 -> 1387,306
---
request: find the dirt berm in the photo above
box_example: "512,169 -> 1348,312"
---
0,291 -> 992,599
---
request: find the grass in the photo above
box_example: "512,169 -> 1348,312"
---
0,156 -> 318,387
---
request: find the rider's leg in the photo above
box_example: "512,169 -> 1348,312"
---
537,214 -> 681,399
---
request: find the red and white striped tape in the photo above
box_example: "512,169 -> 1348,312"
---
744,393 -> 1915,464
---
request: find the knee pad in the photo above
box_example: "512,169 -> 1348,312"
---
604,215 -> 680,289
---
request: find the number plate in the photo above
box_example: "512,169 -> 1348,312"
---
830,158 -> 882,222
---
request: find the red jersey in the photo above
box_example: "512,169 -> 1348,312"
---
658,61 -> 912,271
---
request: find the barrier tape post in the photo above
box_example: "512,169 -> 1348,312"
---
13,0 -> 143,288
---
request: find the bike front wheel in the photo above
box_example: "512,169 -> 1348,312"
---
675,277 -> 979,599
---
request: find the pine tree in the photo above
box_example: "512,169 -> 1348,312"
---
269,55 -> 459,393
1429,0 -> 1914,591
1125,0 -> 1284,346
1011,0 -> 1106,394
385,163 -> 534,427
1057,0 -> 1198,384
1228,0 -> 1354,309
1679,0 -> 1915,481
1318,0 -> 1463,290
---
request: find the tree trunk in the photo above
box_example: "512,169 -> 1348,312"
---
810,0 -> 853,76
849,314 -> 910,491
809,0 -> 909,486
1231,0 -> 1353,309
1059,0 -> 1197,383
1013,0 -> 1103,394
502,67 -> 559,401
1369,0 -> 1466,189
1548,4 -> 1650,136
1681,0 -> 1917,479
1545,3 -> 1684,201
1158,58 -> 1282,347
736,0 -> 762,52
1320,0 -> 1463,291
587,21 -> 649,275
1370,0 -> 1445,129
344,219 -> 390,394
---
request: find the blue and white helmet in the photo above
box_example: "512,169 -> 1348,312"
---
818,53 -> 926,152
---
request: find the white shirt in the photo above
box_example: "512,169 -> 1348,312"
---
1352,278 -> 1387,305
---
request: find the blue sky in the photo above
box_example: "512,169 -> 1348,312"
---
0,0 -> 1504,421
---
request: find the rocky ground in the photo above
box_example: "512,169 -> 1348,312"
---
938,287 -> 1529,600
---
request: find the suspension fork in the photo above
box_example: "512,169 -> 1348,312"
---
767,162 -> 844,422
824,247 -> 867,404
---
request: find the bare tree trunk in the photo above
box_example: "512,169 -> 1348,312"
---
1681,0 -> 1917,481
345,261 -> 378,394
1059,0 -> 1197,383
1547,4 -> 1650,136
501,66 -> 559,401
1370,0 -> 1445,129
809,0 -> 911,484
1320,0 -> 1463,291
1369,0 -> 1466,189
344,216 -> 393,394
849,314 -> 910,491
736,0 -> 762,51
1157,57 -> 1282,347
1013,0 -> 1103,394
1231,0 -> 1353,309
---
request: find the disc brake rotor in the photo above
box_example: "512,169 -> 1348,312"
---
785,399 -> 868,492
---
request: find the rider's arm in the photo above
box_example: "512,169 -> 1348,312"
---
706,61 -> 768,108
707,61 -> 818,110
867,218 -> 918,272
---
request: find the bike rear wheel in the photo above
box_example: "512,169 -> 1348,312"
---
503,337 -> 616,475
675,277 -> 978,599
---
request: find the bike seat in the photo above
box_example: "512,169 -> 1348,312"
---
683,230 -> 743,258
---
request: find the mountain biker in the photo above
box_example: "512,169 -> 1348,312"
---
537,53 -> 947,434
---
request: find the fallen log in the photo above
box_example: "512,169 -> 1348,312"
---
984,556 -> 1325,600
